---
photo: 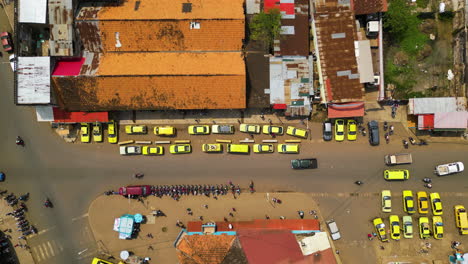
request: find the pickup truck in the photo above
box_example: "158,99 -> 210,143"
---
384,153 -> 412,165
435,162 -> 464,176
120,146 -> 142,155
291,159 -> 318,169
212,125 -> 235,134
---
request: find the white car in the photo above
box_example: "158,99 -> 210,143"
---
9,54 -> 15,71
119,146 -> 142,155
435,162 -> 464,176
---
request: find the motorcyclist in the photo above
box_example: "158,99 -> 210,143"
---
16,136 -> 24,146
44,198 -> 52,208
355,180 -> 363,185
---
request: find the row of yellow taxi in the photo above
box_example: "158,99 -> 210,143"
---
381,190 -> 442,215
373,215 -> 443,241
80,121 -> 118,143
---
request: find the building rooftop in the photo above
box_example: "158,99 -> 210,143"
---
76,0 -> 245,20
16,57 -> 51,104
177,234 -> 236,264
187,219 -> 320,232
76,20 -> 244,52
352,0 -> 388,15
314,6 -> 364,102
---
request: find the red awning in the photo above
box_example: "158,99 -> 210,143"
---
53,107 -> 109,123
52,57 -> 85,76
417,114 -> 434,130
273,104 -> 287,110
327,102 -> 365,118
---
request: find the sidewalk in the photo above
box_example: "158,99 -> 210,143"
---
88,192 -> 337,264
0,200 -> 35,264
0,0 -> 15,31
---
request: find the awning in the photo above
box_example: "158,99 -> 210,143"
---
52,58 -> 85,76
273,104 -> 288,110
327,102 -> 364,118
53,108 -> 109,123
417,114 -> 434,130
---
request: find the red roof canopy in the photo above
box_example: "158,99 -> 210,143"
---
52,58 -> 85,76
264,0 -> 295,15
327,102 -> 365,118
417,114 -> 434,130
53,107 -> 109,123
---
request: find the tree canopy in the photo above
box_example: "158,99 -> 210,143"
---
249,9 -> 282,51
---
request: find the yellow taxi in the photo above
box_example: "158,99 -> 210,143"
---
402,216 -> 413,239
107,120 -> 118,144
417,191 -> 429,214
170,144 -> 191,154
334,119 -> 345,141
202,144 -> 223,153
262,125 -> 284,135
227,144 -> 249,154
373,217 -> 388,242
240,124 -> 260,134
389,215 -> 401,241
91,257 -> 115,264
383,169 -> 409,181
402,190 -> 416,214
253,144 -> 274,153
92,122 -> 103,142
142,146 -> 164,155
430,192 -> 443,215
419,217 -> 430,239
277,144 -> 299,154
188,125 -> 210,135
432,216 -> 444,239
80,123 -> 90,143
286,126 -> 308,138
154,126 -> 176,136
454,205 -> 468,235
381,190 -> 392,213
125,125 -> 147,134
347,120 -> 357,141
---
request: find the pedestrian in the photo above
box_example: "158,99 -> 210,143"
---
298,210 -> 304,219
309,210 -> 316,215
265,215 -> 270,220
380,246 -> 385,250
224,217 -> 228,222
148,246 -> 154,250
199,216 -> 203,221
335,250 -> 340,255
232,207 -> 236,212
14,244 -> 20,248
272,198 -> 277,204
203,204 -> 208,209
280,216 -> 285,220
367,234 -> 373,241
229,212 -> 234,217
250,133 -> 254,138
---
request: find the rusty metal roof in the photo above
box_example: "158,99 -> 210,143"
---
314,6 -> 364,102
352,0 -> 388,15
49,0 -> 75,56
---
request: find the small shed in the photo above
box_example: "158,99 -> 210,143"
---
16,57 -> 51,105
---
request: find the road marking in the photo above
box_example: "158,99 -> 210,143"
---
71,213 -> 89,222
31,245 -> 41,262
46,241 -> 55,257
37,226 -> 56,235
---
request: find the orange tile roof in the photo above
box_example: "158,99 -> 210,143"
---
89,52 -> 245,76
187,219 -> 320,232
76,20 -> 245,52
77,0 -> 245,21
52,75 -> 246,110
177,234 -> 236,264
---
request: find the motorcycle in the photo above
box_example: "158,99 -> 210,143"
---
16,136 -> 24,146
355,181 -> 364,185
424,183 -> 432,189
403,140 -> 409,149
418,139 -> 428,146
391,108 -> 396,119
134,173 -> 144,179
409,137 -> 416,145
385,133 -> 390,144
389,125 -> 394,135
423,178 -> 432,183
383,121 -> 388,131
44,198 -> 53,208
18,193 -> 29,201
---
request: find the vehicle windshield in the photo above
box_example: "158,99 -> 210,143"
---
435,222 -> 443,226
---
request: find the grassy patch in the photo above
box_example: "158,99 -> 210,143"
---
416,0 -> 429,8
400,29 -> 429,55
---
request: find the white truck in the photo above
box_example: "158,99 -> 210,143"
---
435,162 -> 464,176
384,153 -> 413,165
326,219 -> 341,240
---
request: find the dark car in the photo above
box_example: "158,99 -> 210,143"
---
119,185 -> 152,196
323,121 -> 332,141
1,32 -> 13,52
368,120 -> 380,146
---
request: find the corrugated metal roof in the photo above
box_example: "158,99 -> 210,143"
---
314,5 -> 364,103
48,0 -> 75,56
352,0 -> 388,15
434,112 -> 468,129
19,0 -> 47,23
297,232 -> 331,256
17,57 -> 51,104
355,40 -> 374,83
76,0 -> 245,20
409,97 -> 466,114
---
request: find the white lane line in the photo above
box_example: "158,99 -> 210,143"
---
71,213 -> 89,222
47,241 -> 55,257
37,226 -> 56,235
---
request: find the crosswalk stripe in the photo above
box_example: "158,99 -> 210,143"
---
39,243 -> 47,261
47,241 -> 55,257
31,245 -> 41,262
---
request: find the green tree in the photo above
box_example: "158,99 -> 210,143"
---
383,0 -> 418,39
249,9 -> 282,51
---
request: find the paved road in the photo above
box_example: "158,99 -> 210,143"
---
1,15 -> 467,264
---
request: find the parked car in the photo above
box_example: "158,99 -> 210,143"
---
118,185 -> 152,196
212,125 -> 234,134
381,190 -> 392,213
435,162 -> 464,176
92,122 -> 103,142
389,215 -> 401,240
432,216 -> 444,239
107,120 -> 118,144
368,120 -> 379,145
119,146 -> 142,155
154,126 -> 175,136
286,126 -> 308,138
402,216 -> 413,239
253,144 -> 274,153
142,146 -> 164,156
383,169 -> 409,181
125,125 -> 147,134
417,191 -> 429,214
323,121 -> 332,141
202,144 -> 222,153
262,125 -> 284,135
1,32 -> 12,52
334,119 -> 345,141
326,219 -> 341,240
291,159 -> 318,169
9,54 -> 15,71
80,123 -> 90,143
239,124 -> 260,134
277,144 -> 299,154
454,205 -> 468,235
92,257 -> 115,264
188,125 -> 210,135
227,144 -> 249,154
347,120 -> 357,141
430,192 -> 443,215
170,144 -> 191,154
403,190 -> 416,214
419,217 -> 430,239
373,217 -> 388,242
